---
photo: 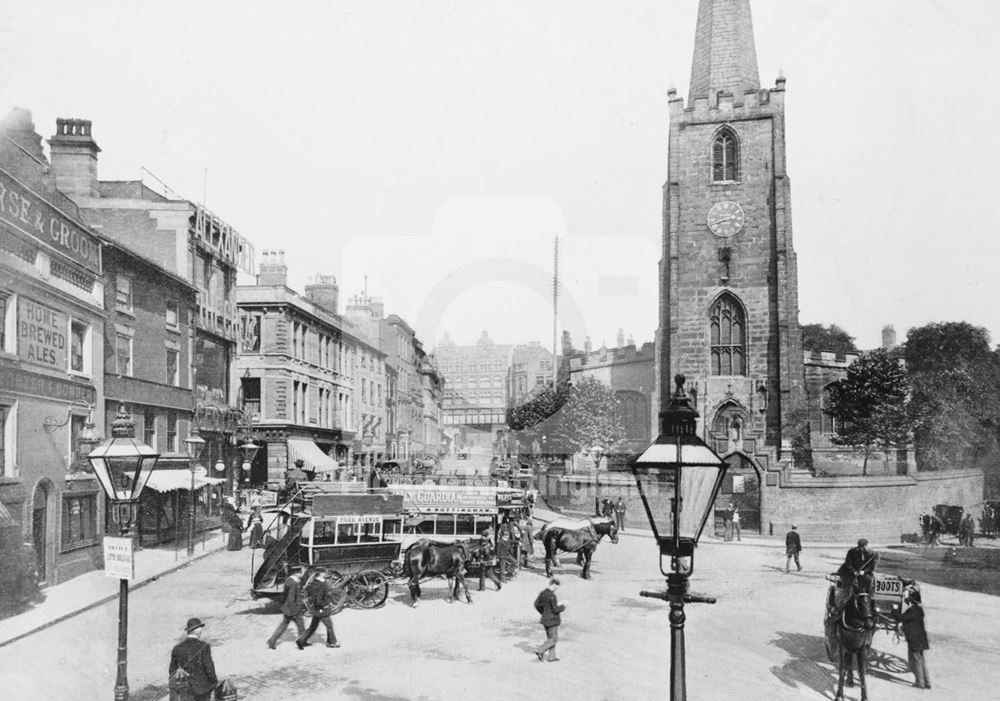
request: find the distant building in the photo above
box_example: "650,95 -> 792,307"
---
235,256 -> 388,484
568,340 -> 655,457
345,294 -> 444,460
435,331 -> 513,451
507,341 -> 554,406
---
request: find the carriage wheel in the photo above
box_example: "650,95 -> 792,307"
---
349,569 -> 390,609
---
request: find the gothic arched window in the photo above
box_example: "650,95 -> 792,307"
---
616,391 -> 649,442
709,294 -> 747,376
712,127 -> 740,182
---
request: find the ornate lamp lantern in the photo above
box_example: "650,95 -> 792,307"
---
87,405 -> 160,530
629,375 -> 727,701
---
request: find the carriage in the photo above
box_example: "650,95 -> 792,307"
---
251,491 -> 405,610
824,571 -> 919,632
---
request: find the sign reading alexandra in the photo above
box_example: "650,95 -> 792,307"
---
103,536 -> 135,581
17,297 -> 67,368
0,169 -> 101,273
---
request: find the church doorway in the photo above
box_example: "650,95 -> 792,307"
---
713,453 -> 761,536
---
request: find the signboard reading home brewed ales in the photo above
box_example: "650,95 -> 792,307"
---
17,298 -> 67,368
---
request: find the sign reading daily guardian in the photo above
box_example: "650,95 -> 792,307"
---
18,298 -> 67,368
0,168 -> 101,273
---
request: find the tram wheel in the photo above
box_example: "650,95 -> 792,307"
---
350,569 -> 390,608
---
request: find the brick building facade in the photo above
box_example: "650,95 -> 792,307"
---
0,109 -> 107,586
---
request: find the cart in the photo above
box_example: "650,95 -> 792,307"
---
823,571 -> 920,669
251,492 -> 405,610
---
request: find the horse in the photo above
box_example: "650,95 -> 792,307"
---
825,575 -> 876,701
538,516 -> 619,579
402,539 -> 474,607
464,538 -> 503,592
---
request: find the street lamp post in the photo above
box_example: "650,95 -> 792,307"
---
629,375 -> 728,701
184,430 -> 206,557
87,406 -> 160,701
592,444 -> 604,515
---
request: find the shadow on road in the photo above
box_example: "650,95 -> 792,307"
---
770,630 -> 912,697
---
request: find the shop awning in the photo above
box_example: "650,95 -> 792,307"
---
144,470 -> 227,493
287,438 -> 340,474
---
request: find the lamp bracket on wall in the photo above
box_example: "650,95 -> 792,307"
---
43,402 -> 95,434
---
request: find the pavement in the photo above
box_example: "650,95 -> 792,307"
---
0,528 -> 230,648
6,519 -> 1000,700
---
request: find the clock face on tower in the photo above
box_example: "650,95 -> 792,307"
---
706,201 -> 745,238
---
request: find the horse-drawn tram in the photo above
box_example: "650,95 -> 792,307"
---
251,492 -> 405,609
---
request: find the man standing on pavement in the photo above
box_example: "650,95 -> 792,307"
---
614,497 -> 627,531
894,589 -> 931,689
731,507 -> 742,542
533,577 -> 566,662
267,568 -> 306,649
169,617 -> 218,701
297,570 -> 341,649
785,525 -> 802,572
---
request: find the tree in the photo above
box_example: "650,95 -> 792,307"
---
557,376 -> 627,454
904,322 -> 1000,472
801,323 -> 857,355
506,376 -> 627,456
826,349 -> 910,474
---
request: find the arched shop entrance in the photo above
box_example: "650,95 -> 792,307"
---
31,479 -> 54,584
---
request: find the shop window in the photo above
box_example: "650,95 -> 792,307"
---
166,411 -> 178,452
70,319 -> 89,374
166,348 -> 179,386
116,276 -> 133,312
165,300 -> 179,330
61,494 -> 97,551
69,413 -> 87,465
115,333 -> 133,376
1,403 -> 14,477
0,293 -> 11,353
143,409 -> 156,447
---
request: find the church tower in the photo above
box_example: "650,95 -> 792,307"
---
657,0 -> 804,465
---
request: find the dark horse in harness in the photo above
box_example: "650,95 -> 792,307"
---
825,573 -> 877,701
538,517 -> 619,580
402,539 -> 474,607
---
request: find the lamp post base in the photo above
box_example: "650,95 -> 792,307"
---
114,577 -> 130,701
667,572 -> 689,701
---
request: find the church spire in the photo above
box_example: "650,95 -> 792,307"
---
688,0 -> 760,101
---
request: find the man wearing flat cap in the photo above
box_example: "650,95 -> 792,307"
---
169,617 -> 218,701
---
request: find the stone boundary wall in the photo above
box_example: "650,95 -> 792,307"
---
539,468 -> 984,543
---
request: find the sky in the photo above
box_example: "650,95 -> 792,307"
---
3,0 -> 998,353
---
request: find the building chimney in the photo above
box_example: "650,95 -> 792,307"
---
48,118 -> 101,198
258,249 -> 288,286
305,274 -> 340,314
882,324 -> 897,350
616,327 -> 625,348
584,336 -> 592,354
627,334 -> 636,346
0,108 -> 48,164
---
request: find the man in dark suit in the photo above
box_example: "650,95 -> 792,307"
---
785,525 -> 802,572
297,570 -> 340,649
267,568 -> 306,649
838,538 -> 878,591
895,589 -> 931,689
533,577 -> 567,662
169,617 -> 218,701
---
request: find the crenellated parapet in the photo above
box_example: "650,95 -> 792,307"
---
669,74 -> 786,122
